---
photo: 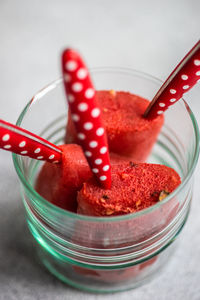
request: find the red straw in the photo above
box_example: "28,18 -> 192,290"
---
0,119 -> 62,163
62,49 -> 111,189
144,40 -> 200,119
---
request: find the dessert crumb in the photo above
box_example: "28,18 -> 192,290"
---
129,161 -> 137,167
109,89 -> 116,96
159,190 -> 170,201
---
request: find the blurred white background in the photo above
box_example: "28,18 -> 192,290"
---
0,1 -> 200,299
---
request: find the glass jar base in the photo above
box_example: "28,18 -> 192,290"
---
36,241 -> 177,293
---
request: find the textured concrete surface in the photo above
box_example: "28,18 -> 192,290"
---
0,0 -> 200,299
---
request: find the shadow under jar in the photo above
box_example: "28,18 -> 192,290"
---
13,68 -> 199,293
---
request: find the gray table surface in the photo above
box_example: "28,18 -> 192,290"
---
0,0 -> 200,299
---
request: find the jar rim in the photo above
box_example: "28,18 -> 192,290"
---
12,67 -> 200,222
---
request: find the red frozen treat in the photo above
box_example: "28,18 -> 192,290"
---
35,144 -> 128,212
35,144 -> 92,212
77,162 -> 181,216
74,162 -> 180,283
73,256 -> 158,284
66,91 -> 164,162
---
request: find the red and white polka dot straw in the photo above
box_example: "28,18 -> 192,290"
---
62,49 -> 111,189
144,40 -> 200,119
0,119 -> 62,163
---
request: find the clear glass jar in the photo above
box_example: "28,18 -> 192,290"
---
13,68 -> 200,293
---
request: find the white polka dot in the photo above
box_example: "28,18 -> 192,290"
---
198,79 -> 200,83
159,103 -> 165,107
84,122 -> 93,130
21,151 -> 28,154
72,114 -> 80,122
4,145 -> 11,149
65,60 -> 77,71
2,134 -> 10,141
53,160 -> 59,164
157,110 -> 163,115
89,141 -> 98,148
194,59 -> 200,66
170,89 -> 176,94
183,85 -> 190,90
68,94 -> 75,103
100,146 -> 107,154
85,88 -> 95,99
37,156 -> 43,159
34,148 -> 41,153
170,98 -> 176,103
95,158 -> 102,165
64,74 -> 71,82
100,175 -> 107,181
85,151 -> 92,157
72,82 -> 83,92
196,71 -> 200,76
96,127 -> 104,136
19,141 -> 26,148
91,108 -> 100,118
103,165 -> 110,171
77,133 -> 85,140
77,68 -> 87,79
181,74 -> 188,80
49,154 -> 55,159
78,102 -> 88,112
92,168 -> 99,173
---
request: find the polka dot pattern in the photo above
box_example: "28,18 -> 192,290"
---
34,148 -> 41,153
65,60 -> 77,71
77,133 -> 85,140
96,128 -> 104,136
170,89 -> 176,94
157,110 -> 163,115
72,114 -> 80,122
21,150 -> 28,154
181,74 -> 188,80
64,74 -> 71,83
89,141 -> 98,148
84,122 -> 93,130
0,119 -> 62,164
72,82 -> 83,92
62,49 -> 111,188
91,108 -> 100,118
68,94 -> 75,103
19,141 -> 26,147
100,146 -> 107,154
2,134 -> 10,141
77,68 -> 87,79
85,151 -> 92,157
145,41 -> 200,120
194,59 -> 200,66
78,103 -> 88,112
100,175 -> 107,181
103,165 -> 110,171
95,158 -> 102,165
85,88 -> 95,99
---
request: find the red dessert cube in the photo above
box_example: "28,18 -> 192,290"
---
66,91 -> 164,162
77,162 -> 181,216
35,144 -> 92,212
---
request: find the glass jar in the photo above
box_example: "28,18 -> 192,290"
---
13,68 -> 200,293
